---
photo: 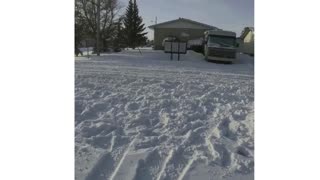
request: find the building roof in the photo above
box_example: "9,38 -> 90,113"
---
205,30 -> 236,37
148,18 -> 220,30
239,27 -> 254,39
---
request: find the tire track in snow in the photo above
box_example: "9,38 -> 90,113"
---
156,149 -> 174,180
109,137 -> 136,180
84,135 -> 130,180
176,153 -> 197,180
206,134 -> 217,160
109,132 -> 115,152
205,118 -> 222,161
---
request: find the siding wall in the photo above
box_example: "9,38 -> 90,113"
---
240,31 -> 254,55
154,28 -> 210,50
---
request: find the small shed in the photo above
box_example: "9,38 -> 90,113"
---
149,18 -> 220,50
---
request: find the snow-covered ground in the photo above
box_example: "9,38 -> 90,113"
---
75,49 -> 254,180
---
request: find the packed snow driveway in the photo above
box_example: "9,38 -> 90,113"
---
75,49 -> 254,180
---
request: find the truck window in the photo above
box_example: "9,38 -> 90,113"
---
208,36 -> 236,48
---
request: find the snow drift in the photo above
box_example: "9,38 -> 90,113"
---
75,49 -> 254,180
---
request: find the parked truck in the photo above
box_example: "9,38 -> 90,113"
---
204,30 -> 237,63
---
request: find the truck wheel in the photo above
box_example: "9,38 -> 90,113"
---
204,52 -> 208,61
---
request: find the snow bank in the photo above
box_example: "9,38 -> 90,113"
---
75,49 -> 254,180
187,38 -> 204,48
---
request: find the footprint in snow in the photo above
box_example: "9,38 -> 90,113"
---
126,102 -> 140,111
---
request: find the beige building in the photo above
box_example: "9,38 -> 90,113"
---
238,27 -> 254,56
149,18 -> 220,50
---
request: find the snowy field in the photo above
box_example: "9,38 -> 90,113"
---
75,49 -> 254,180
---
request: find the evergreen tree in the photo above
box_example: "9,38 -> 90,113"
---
123,0 -> 147,49
113,18 -> 125,52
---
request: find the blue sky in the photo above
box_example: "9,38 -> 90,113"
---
120,0 -> 254,39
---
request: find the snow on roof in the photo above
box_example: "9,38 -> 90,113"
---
187,37 -> 204,47
205,30 -> 236,37
148,17 -> 220,30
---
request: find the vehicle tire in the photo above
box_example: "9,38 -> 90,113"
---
204,48 -> 208,61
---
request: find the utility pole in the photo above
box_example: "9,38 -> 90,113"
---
151,16 -> 157,25
96,0 -> 101,56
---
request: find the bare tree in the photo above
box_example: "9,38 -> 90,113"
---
96,0 -> 101,55
75,0 -> 123,54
